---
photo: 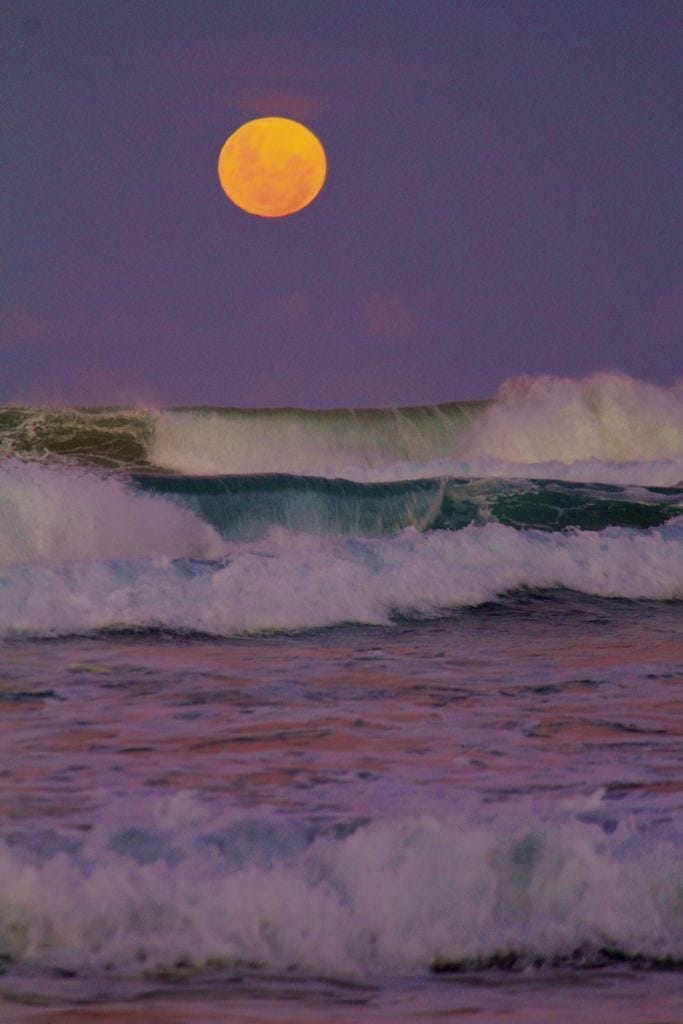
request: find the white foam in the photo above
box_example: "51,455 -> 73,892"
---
0,796 -> 680,977
1,521 -> 681,638
465,372 -> 683,464
345,371 -> 683,485
0,461 -> 225,565
149,408 -> 345,477
344,455 -> 683,487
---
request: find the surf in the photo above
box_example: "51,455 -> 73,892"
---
0,796 -> 681,979
1,517 -> 681,638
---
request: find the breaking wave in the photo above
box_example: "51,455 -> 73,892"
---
0,794 -> 681,979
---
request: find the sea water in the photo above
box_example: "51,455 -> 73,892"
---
0,372 -> 682,1023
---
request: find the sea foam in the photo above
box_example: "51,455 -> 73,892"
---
0,794 -> 681,978
1,516 -> 681,638
464,372 -> 683,464
0,461 -> 224,565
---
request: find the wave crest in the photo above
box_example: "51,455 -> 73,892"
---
465,372 -> 683,464
1,521 -> 681,638
0,461 -> 224,565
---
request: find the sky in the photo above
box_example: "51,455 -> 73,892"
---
2,0 -> 681,408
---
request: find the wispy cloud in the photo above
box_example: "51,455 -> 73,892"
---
228,88 -> 324,122
362,292 -> 415,342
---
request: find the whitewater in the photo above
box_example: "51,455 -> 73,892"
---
1,372 -> 682,1023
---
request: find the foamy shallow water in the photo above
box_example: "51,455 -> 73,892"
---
1,598 -> 682,1022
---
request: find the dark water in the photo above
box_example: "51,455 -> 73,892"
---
1,597 -> 682,1022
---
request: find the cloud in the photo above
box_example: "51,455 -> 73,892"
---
15,367 -> 163,408
229,88 -> 324,122
1,304 -> 188,405
362,292 -> 415,342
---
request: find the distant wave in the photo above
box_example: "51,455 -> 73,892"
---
2,373 -> 682,484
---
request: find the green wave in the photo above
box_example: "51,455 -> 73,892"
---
132,473 -> 683,538
0,407 -> 155,469
0,402 -> 484,472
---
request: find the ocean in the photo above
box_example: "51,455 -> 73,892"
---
1,372 -> 682,1023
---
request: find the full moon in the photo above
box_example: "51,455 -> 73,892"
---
217,117 -> 327,218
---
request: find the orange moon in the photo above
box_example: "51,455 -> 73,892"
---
217,117 -> 327,218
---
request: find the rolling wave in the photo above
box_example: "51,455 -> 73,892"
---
133,472 -> 683,539
1,460 -> 681,570
1,512 -> 681,637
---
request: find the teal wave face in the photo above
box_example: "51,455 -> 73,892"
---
132,473 -> 683,539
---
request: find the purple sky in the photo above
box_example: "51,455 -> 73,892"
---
2,0 -> 681,407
